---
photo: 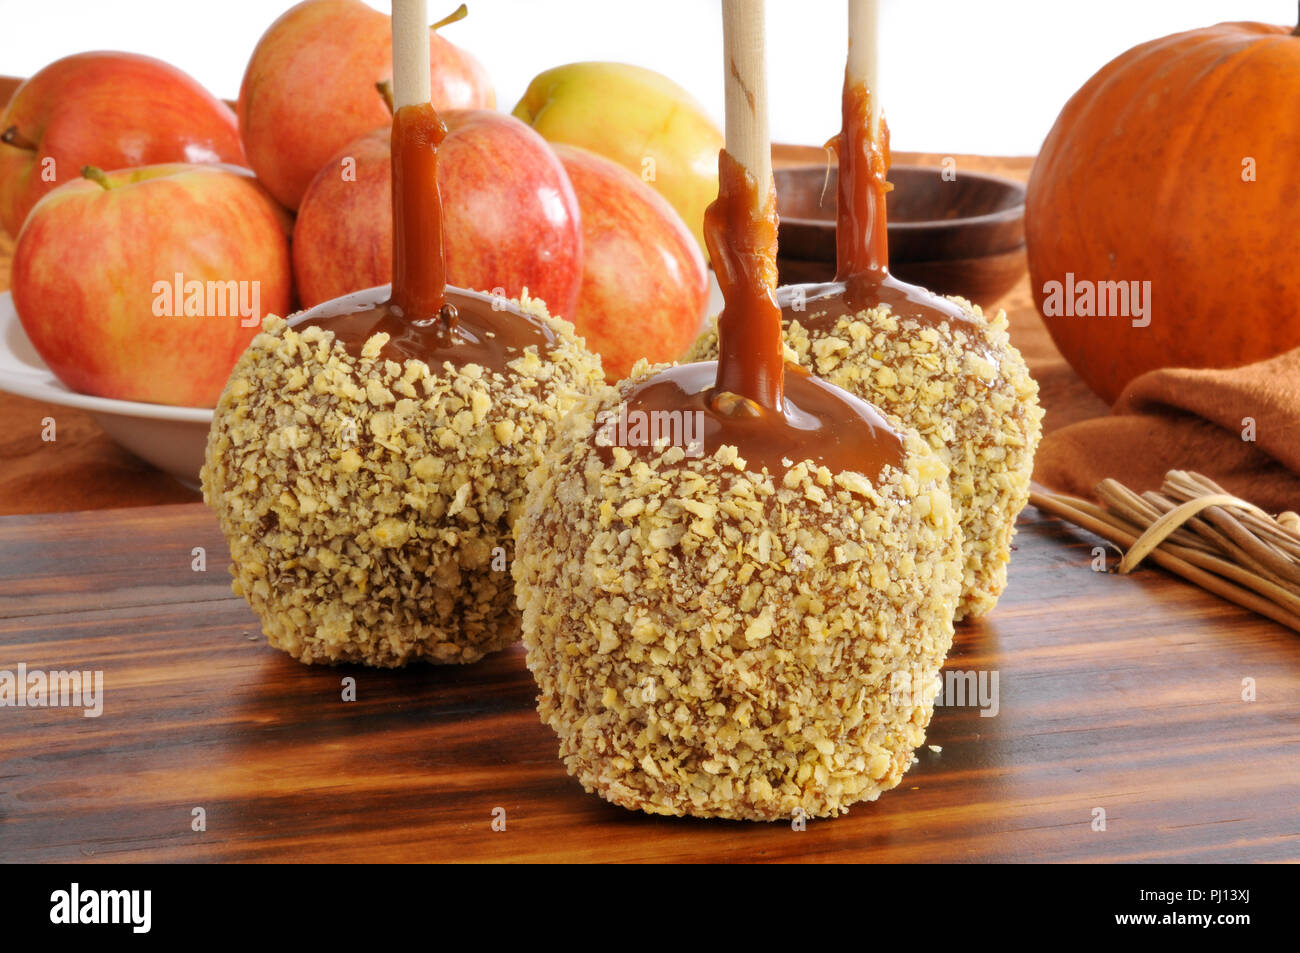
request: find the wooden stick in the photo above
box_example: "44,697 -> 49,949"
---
1033,476 -> 1300,628
1095,480 -> 1215,555
1141,490 -> 1292,579
1164,471 -> 1300,560
720,0 -> 772,211
392,0 -> 431,109
1154,476 -> 1300,590
1118,493 -> 1262,574
1035,490 -> 1284,587
1029,490 -> 1300,634
847,0 -> 882,145
1042,492 -> 1300,621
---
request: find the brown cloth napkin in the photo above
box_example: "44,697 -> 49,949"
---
1033,348 -> 1300,514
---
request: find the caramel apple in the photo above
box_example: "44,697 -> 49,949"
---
690,9 -> 1043,620
201,1 -> 603,666
513,0 -> 962,820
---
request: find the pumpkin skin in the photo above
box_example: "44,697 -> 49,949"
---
1026,20 -> 1300,404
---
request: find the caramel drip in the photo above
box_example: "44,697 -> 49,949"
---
779,272 -> 978,332
595,146 -> 905,479
779,75 -> 979,337
292,285 -> 555,369
706,149 -> 784,411
609,361 -> 904,478
389,102 -> 449,321
835,77 -> 890,280
295,101 -> 553,369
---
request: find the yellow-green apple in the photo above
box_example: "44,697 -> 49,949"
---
513,62 -> 722,254
553,144 -> 708,381
0,52 -> 245,237
239,0 -> 494,210
293,108 -> 583,318
11,164 -> 292,408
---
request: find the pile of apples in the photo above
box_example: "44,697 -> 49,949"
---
0,0 -> 719,407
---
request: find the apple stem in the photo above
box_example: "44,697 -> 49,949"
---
431,3 -> 468,31
1,125 -> 37,152
81,166 -> 113,191
376,80 -> 396,116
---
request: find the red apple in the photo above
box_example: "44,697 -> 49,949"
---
293,108 -> 583,319
239,0 -> 494,210
552,144 -> 708,381
11,164 -> 292,408
0,52 -> 246,237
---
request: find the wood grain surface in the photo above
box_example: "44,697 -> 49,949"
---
0,501 -> 1296,863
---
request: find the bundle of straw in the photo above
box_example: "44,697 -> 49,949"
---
1030,471 -> 1300,633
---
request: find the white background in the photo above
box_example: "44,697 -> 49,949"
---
0,0 -> 1293,155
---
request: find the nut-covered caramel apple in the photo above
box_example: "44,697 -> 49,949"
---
691,55 -> 1042,621
513,0 -> 962,820
202,1 -> 603,666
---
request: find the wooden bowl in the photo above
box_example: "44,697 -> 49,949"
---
774,164 -> 1027,305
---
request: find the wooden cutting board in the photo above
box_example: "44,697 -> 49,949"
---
1,501 -> 1296,862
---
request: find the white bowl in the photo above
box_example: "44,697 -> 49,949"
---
0,291 -> 214,489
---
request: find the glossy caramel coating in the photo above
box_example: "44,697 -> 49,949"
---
706,149 -> 784,410
202,100 -> 607,666
628,148 -> 904,482
203,294 -> 604,667
514,368 -> 961,820
295,284 -> 555,371
606,360 -> 903,480
809,78 -> 979,336
686,75 -> 1041,619
783,273 -> 981,337
688,290 -> 1041,621
295,102 -> 556,374
834,78 -> 890,280
390,102 -> 449,321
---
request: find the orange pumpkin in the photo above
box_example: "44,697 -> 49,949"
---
1026,17 -> 1300,404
